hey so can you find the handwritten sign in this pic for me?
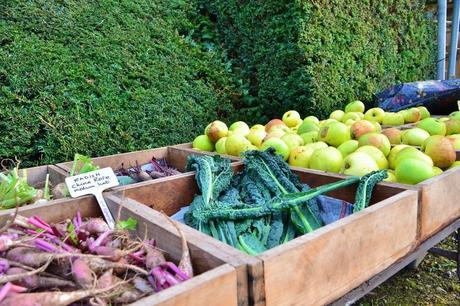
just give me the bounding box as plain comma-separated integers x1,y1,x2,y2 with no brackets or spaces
65,168,119,229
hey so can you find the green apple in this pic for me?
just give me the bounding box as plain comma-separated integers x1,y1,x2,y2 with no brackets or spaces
282,110,302,127
205,120,228,142
395,158,434,185
192,135,215,152
382,112,404,126
281,133,304,151
401,108,422,123
384,170,397,182
344,100,365,113
381,128,402,144
345,119,357,126
309,147,344,173
247,129,267,147
288,146,316,168
342,152,379,176
433,166,443,176
394,147,433,168
337,140,359,157
416,118,447,136
446,135,460,150
373,122,382,133
297,121,319,135
303,116,320,125
364,108,385,123
265,119,287,133
448,161,460,169
319,122,351,147
300,131,319,144
261,138,290,161
358,133,391,156
229,121,250,136
319,118,338,127
417,106,430,119
215,137,227,154
356,145,388,169
264,128,286,140
388,144,410,169
444,118,460,135
401,128,430,146
251,124,265,131
304,141,328,151
350,120,376,139
225,134,250,156
330,110,345,121
450,111,460,121
342,112,361,123
423,135,456,168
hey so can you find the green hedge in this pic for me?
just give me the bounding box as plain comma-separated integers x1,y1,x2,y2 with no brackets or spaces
0,0,235,166
203,0,436,121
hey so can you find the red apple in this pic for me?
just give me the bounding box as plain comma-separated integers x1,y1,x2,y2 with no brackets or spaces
381,128,402,144
350,120,376,139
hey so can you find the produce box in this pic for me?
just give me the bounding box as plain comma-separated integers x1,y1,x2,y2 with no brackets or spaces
293,165,460,244
56,146,237,190
0,164,90,212
382,166,460,242
0,195,238,306
109,164,418,306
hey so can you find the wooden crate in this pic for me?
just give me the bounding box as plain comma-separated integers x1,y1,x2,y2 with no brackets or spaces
172,143,242,161
0,165,93,214
110,165,418,306
0,196,238,306
55,146,238,190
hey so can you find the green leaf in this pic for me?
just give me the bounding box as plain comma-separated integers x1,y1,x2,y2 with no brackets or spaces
67,222,78,245
117,217,138,231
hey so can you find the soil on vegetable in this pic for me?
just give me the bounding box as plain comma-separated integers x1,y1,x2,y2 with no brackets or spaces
358,236,460,305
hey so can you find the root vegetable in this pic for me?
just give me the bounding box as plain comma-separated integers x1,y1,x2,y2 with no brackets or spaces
164,214,193,277
80,219,109,235
145,246,165,270
6,247,51,268
96,269,113,289
6,268,75,289
133,277,153,294
71,259,93,289
52,183,69,199
0,282,124,306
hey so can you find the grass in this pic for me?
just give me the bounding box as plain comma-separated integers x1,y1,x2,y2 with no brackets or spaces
358,236,460,305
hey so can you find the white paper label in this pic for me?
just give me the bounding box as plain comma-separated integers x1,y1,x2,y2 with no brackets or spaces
65,167,119,198
65,168,119,229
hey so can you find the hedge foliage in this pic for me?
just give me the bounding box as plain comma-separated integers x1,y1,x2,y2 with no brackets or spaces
203,0,436,121
0,0,235,166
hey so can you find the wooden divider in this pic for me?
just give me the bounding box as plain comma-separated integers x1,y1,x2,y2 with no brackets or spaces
55,146,240,192
0,196,238,306
111,165,418,306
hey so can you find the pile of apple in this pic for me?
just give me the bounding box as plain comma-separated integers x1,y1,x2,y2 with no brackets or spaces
192,100,460,185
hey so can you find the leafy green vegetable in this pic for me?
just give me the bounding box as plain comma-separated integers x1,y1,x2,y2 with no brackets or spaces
116,217,138,231
0,167,37,209
69,154,100,176
185,149,387,255
353,170,388,213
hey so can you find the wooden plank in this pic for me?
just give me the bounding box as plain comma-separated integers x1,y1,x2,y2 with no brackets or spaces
416,166,460,241
0,196,238,306
259,190,418,306
130,264,237,306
